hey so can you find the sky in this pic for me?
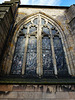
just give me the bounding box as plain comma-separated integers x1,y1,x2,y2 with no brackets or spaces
0,0,75,6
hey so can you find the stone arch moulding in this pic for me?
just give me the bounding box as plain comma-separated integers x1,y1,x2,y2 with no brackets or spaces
9,12,73,76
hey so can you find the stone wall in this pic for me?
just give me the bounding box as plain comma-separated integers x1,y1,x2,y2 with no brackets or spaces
0,4,13,59
66,4,75,72
0,85,75,100
0,0,20,73
0,1,75,100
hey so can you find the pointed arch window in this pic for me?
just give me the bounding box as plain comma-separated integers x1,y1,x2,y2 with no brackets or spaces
11,14,69,78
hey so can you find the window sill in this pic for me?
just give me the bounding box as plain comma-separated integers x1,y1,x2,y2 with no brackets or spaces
0,76,75,84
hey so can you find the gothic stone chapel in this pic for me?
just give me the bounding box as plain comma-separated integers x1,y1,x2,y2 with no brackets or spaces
0,0,75,99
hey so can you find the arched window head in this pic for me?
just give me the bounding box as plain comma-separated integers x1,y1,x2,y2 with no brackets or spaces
11,14,69,78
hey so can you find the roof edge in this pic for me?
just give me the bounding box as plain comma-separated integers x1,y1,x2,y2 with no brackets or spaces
19,5,70,9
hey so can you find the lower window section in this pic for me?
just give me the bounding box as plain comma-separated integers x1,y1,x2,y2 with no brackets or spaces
25,52,37,77
53,37,68,76
42,37,54,77
42,50,54,77
11,36,69,78
11,36,25,75
25,36,37,77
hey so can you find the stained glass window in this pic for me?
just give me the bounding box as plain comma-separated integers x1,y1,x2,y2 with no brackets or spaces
11,16,69,78
22,28,27,34
25,21,32,27
47,22,53,28
53,36,68,76
42,37,54,77
52,29,57,35
29,26,37,34
42,27,50,35
25,36,37,77
41,18,45,25
11,36,25,74
33,18,37,24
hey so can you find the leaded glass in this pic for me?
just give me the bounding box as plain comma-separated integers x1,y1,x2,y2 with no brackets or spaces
25,36,37,77
47,22,53,28
11,36,25,74
27,36,37,51
52,29,57,35
42,37,54,77
11,15,69,78
42,27,50,35
41,18,45,25
53,37,68,76
22,28,27,34
33,18,37,24
42,37,51,49
29,26,37,34
26,52,37,76
25,21,31,27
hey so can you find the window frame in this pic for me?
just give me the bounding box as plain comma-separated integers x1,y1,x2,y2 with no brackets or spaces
11,14,70,77
0,13,74,84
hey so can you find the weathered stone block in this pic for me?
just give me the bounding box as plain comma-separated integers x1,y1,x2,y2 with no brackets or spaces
2,92,17,99
56,92,69,99
69,92,75,99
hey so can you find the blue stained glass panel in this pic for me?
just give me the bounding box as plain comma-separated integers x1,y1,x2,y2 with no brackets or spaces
41,18,45,25
52,29,57,35
43,27,50,35
27,36,37,52
26,52,37,76
26,36,37,76
53,37,68,75
25,21,31,27
42,37,51,49
29,26,37,34
33,18,37,24
22,28,27,34
42,37,54,76
47,22,53,28
11,36,25,74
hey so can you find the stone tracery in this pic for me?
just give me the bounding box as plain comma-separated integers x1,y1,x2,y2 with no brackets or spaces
11,13,69,77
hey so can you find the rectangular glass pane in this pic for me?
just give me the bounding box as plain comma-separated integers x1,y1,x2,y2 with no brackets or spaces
53,37,68,76
11,36,25,75
42,37,54,77
25,36,37,77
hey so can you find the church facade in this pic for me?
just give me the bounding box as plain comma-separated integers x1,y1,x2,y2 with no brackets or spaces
0,0,75,99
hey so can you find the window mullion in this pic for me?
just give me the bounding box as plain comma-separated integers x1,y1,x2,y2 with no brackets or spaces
37,15,43,77
50,29,57,75
22,27,29,75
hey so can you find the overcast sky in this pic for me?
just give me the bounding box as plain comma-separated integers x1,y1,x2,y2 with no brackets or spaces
0,0,75,6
